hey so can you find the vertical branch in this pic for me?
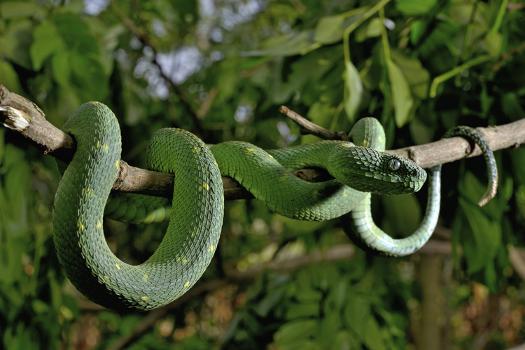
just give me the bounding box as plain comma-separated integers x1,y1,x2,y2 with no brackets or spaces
416,255,445,350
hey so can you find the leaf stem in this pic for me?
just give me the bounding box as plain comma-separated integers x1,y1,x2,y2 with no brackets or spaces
429,55,491,98
489,0,508,35
379,7,391,63
343,0,391,63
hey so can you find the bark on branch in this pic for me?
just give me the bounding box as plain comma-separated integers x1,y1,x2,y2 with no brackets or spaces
1,85,524,200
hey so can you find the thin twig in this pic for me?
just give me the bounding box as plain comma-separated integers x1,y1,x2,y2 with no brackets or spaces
278,105,348,140
1,85,525,200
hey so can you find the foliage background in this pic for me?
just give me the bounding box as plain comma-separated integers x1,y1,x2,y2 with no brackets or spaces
1,0,525,349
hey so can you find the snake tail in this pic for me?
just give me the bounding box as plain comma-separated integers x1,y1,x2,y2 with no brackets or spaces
445,126,498,206
53,102,224,310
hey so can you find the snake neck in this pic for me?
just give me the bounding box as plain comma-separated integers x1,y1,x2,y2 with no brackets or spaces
268,141,351,170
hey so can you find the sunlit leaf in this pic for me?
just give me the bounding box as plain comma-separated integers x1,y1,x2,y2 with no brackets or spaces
386,59,414,127
51,51,70,87
355,18,383,42
0,1,44,19
343,60,364,122
30,20,63,70
314,15,346,44
396,0,437,15
0,60,22,92
274,320,318,345
391,51,430,99
242,31,319,57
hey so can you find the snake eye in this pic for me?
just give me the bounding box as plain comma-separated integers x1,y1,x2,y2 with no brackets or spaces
389,159,401,171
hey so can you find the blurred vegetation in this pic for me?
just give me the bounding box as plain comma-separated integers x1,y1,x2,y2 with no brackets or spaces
1,0,525,349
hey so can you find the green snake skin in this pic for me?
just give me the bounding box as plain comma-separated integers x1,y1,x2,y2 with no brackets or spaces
53,102,224,310
348,123,497,256
53,103,496,310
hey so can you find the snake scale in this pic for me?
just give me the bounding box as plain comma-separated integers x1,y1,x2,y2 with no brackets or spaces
53,102,497,310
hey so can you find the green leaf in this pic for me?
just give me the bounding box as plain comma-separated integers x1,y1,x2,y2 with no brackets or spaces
382,193,421,235
0,60,22,92
314,15,346,44
334,331,361,349
484,31,503,57
52,13,100,54
363,317,386,350
30,20,63,70
386,59,414,127
69,53,108,100
396,0,437,15
391,51,430,99
254,288,284,317
51,51,71,87
343,293,371,338
515,185,525,220
0,1,45,19
318,312,341,347
502,93,525,120
458,172,502,273
243,31,319,57
285,302,319,320
0,20,33,69
513,149,525,186
274,320,318,345
410,20,427,45
343,60,364,122
308,101,336,129
355,18,383,42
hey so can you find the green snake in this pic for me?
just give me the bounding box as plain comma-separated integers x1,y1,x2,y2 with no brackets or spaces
53,102,496,310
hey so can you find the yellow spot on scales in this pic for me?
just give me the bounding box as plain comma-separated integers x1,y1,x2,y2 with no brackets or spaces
192,146,201,153
244,147,256,154
184,281,191,289
96,220,103,229
77,219,85,232
115,160,120,170
82,187,94,197
141,295,149,302
143,273,149,282
202,182,210,191
208,243,215,253
96,141,109,152
115,263,121,270
176,256,189,265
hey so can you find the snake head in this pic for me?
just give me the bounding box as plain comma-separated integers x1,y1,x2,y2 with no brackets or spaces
329,145,427,194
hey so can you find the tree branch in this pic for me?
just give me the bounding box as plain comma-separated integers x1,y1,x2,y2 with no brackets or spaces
1,85,524,200
278,105,349,140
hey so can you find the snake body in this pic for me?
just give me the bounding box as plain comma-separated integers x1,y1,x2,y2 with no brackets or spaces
53,102,496,310
53,102,223,310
